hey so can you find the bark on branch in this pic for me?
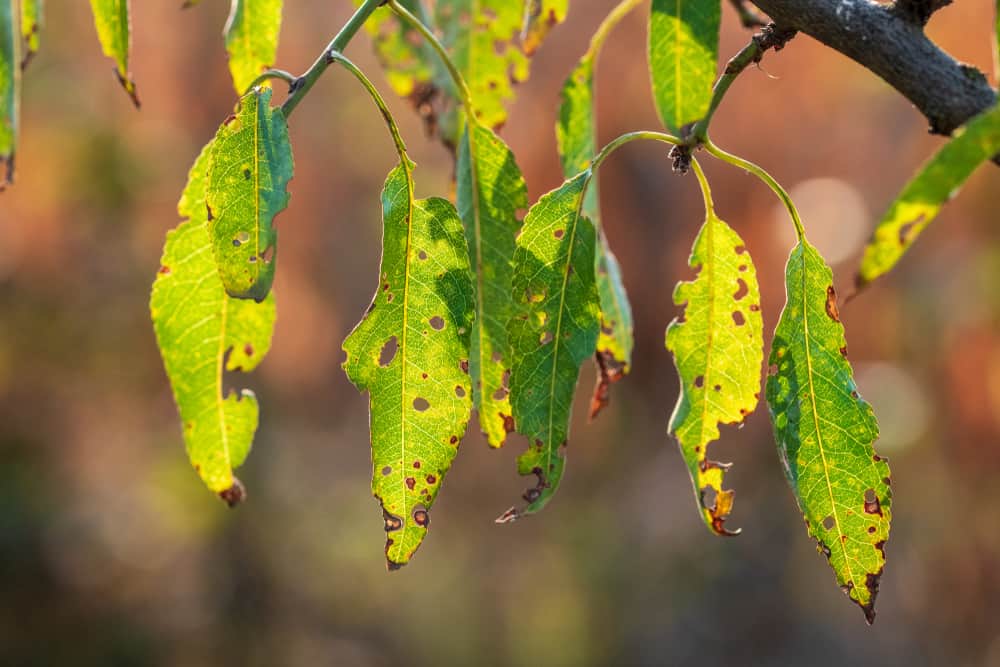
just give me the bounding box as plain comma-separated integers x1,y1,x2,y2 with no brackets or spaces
748,0,995,136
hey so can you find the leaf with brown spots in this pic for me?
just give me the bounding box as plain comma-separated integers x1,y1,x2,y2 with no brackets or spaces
666,162,763,536
767,239,891,624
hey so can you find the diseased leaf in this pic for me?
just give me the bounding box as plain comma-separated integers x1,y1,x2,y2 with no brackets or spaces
522,0,569,56
665,200,763,535
556,13,636,420
89,0,138,107
151,141,277,502
206,86,293,302
767,240,891,624
343,161,475,569
224,0,283,94
0,0,18,186
358,0,437,102
20,0,42,68
500,172,600,521
857,104,1000,288
649,0,720,133
456,123,527,448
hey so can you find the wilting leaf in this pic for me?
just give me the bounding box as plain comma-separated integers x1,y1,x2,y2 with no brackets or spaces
556,26,636,420
358,0,436,101
767,240,891,624
649,0,720,133
343,161,475,569
522,0,569,56
0,0,18,186
224,0,283,94
456,123,527,448
151,142,277,502
20,0,42,67
89,0,138,106
206,86,293,302
665,206,763,535
501,172,600,521
857,104,1000,288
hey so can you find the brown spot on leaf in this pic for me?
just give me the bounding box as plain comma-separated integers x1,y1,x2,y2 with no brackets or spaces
218,478,246,507
501,413,515,433
864,489,882,516
732,311,746,326
413,508,430,527
733,278,749,300
158,265,171,275
405,477,416,490
381,466,392,476
382,506,403,532
589,350,626,421
898,214,925,245
825,285,840,322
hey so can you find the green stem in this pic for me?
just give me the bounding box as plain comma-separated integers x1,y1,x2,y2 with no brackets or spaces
704,138,805,239
328,53,409,167
689,39,763,143
585,0,644,62
281,0,386,117
387,0,474,116
689,157,714,215
591,131,681,172
244,69,298,95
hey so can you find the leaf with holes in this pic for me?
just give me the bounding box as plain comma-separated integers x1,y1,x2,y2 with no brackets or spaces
501,171,600,521
767,240,891,624
89,0,138,106
556,19,636,420
0,0,17,186
224,0,283,94
456,123,527,448
522,0,569,56
343,160,475,569
665,206,763,535
648,0,720,133
151,141,277,503
206,86,292,302
857,104,1000,289
357,0,437,104
20,0,42,67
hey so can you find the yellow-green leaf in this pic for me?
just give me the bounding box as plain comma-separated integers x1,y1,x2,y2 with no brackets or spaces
857,104,1000,288
500,171,600,521
151,141,277,502
20,0,42,67
206,86,293,302
224,0,283,94
89,0,138,107
649,0,720,133
767,240,891,624
457,123,527,448
0,0,18,186
665,188,763,536
343,161,475,569
357,0,437,102
522,0,569,56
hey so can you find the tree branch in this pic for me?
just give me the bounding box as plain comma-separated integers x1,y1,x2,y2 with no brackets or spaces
748,0,995,137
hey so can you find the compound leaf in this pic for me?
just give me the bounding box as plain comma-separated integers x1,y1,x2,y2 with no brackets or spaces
343,161,475,569
500,172,600,521
151,141,277,502
649,0,720,134
21,0,42,67
0,0,17,186
666,202,763,535
89,0,138,106
457,123,527,448
224,0,283,94
857,104,1000,288
206,86,292,302
767,240,891,624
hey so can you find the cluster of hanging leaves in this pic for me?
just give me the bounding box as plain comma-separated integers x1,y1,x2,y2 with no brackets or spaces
5,0,1000,624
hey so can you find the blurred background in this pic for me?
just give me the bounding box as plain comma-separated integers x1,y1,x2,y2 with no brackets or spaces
3,1,1000,665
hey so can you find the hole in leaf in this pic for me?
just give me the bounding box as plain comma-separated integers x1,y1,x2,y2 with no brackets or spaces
455,385,466,398
233,231,250,248
380,336,398,367
430,316,445,331
493,386,508,400
260,244,275,263
823,515,835,530
733,278,749,301
732,311,746,326
418,250,427,260
413,397,430,412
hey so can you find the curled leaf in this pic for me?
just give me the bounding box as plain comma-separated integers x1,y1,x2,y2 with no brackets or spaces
89,0,138,107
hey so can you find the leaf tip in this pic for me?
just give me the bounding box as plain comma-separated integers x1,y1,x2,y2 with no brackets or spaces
218,477,246,507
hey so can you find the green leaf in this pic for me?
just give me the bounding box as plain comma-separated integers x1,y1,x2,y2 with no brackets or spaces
89,0,138,107
343,161,475,569
665,204,763,535
151,141,277,503
857,104,1000,288
522,0,569,56
648,0,720,134
20,0,42,67
0,0,18,186
206,86,293,302
767,240,891,624
457,123,527,448
224,0,283,94
556,21,636,420
500,172,600,521
358,0,437,102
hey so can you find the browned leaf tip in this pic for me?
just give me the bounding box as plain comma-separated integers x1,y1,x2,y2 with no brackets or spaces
589,350,626,421
218,477,246,507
